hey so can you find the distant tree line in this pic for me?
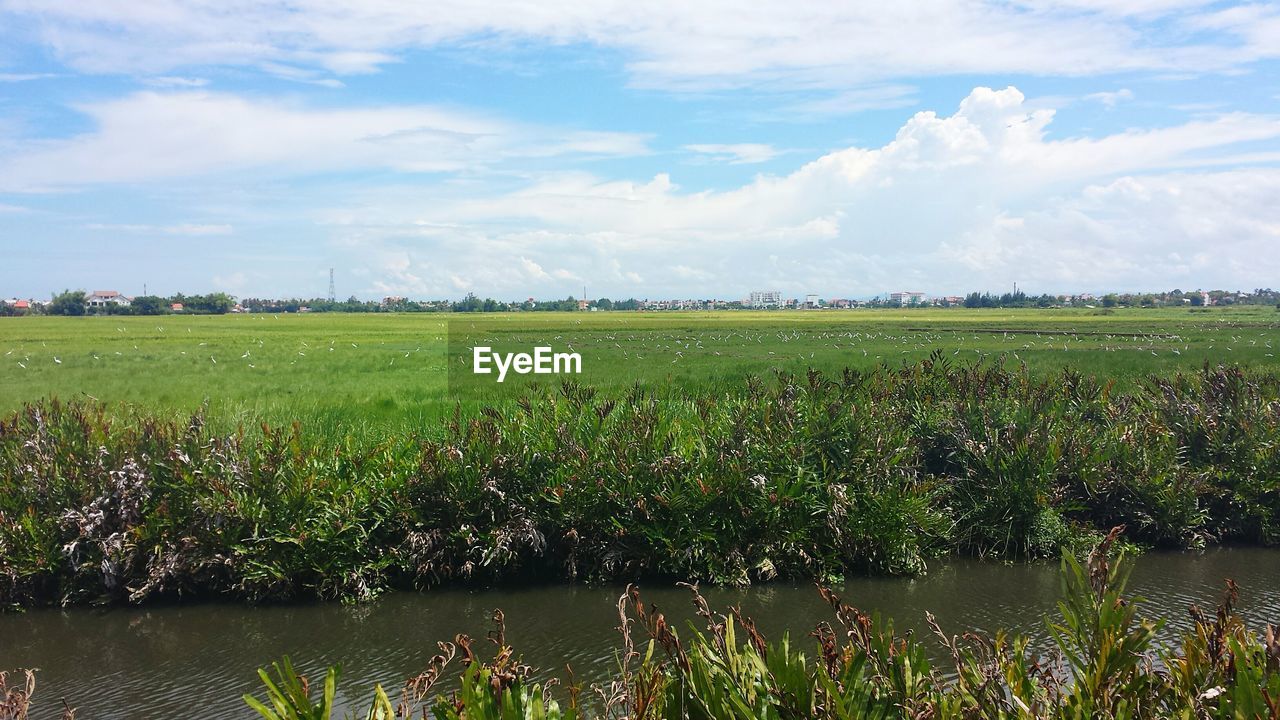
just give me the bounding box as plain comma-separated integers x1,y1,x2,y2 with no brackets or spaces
7,287,1278,316
953,288,1280,309
238,294,645,313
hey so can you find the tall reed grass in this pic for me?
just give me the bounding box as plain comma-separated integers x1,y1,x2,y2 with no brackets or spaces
1,357,1277,606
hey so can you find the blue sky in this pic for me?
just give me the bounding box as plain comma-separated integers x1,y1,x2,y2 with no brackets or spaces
1,1,1278,300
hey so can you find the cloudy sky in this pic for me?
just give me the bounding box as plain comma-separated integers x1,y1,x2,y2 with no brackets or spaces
1,1,1278,300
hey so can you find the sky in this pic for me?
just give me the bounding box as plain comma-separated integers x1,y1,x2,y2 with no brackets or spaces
1,1,1278,301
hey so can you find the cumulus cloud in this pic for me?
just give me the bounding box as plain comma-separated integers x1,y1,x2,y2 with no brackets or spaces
322,86,1280,297
3,1,1278,88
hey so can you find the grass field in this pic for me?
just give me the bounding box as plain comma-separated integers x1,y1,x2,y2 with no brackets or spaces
1,306,1277,433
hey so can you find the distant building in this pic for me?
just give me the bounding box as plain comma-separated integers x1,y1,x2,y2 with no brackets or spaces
170,303,184,312
12,300,29,310
804,294,821,308
382,296,407,306
577,299,590,310
87,290,130,308
889,291,927,305
748,290,782,308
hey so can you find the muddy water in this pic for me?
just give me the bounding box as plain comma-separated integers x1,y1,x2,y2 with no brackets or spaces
3,548,1278,719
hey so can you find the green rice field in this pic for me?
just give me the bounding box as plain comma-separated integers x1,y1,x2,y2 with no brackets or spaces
1,306,1277,432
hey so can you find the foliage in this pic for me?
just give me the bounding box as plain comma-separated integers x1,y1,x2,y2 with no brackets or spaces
1,359,1278,606
245,657,338,720
46,290,86,317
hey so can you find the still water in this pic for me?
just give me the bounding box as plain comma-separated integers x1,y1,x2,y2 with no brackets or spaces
3,548,1278,719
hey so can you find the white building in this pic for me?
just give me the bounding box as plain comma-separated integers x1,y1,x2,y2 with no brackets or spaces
86,290,131,308
889,291,927,305
748,290,782,308
804,294,821,308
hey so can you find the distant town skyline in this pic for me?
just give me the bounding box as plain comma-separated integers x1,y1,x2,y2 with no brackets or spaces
2,2,1279,299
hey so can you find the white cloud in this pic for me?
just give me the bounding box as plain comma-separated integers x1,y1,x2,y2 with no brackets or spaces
684,143,779,164
939,170,1280,289
779,85,919,118
3,1,1278,89
141,75,209,87
1084,88,1135,107
0,72,60,82
165,223,234,236
321,86,1280,297
212,271,248,291
85,222,234,235
0,91,650,191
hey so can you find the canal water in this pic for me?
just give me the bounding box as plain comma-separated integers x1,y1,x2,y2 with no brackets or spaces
3,548,1278,719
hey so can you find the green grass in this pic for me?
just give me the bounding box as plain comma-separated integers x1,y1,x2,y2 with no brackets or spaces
2,307,1277,434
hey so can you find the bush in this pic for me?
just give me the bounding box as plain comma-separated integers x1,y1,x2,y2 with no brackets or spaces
1,359,1278,606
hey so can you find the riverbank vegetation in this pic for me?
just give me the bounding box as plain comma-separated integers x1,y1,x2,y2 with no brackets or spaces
2,358,1277,607
9,532,1280,718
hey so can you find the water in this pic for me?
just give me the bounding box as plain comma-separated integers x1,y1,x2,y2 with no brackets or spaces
3,548,1278,719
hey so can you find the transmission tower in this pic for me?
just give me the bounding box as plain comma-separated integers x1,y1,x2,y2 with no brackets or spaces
328,268,336,302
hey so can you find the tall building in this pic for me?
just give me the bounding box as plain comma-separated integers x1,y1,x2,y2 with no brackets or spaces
748,290,782,308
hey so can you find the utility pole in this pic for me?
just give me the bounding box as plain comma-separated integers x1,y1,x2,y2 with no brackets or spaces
328,268,336,303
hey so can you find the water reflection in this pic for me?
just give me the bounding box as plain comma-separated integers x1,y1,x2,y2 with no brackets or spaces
3,548,1277,720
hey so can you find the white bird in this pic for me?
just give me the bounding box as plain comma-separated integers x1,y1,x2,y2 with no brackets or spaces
242,351,250,358
211,356,217,364
53,357,61,364
17,362,26,369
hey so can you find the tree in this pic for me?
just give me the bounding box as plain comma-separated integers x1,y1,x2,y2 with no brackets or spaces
48,290,87,316
131,295,168,315
184,292,235,314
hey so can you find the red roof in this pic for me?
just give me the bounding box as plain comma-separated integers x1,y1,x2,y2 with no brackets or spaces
13,300,29,309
